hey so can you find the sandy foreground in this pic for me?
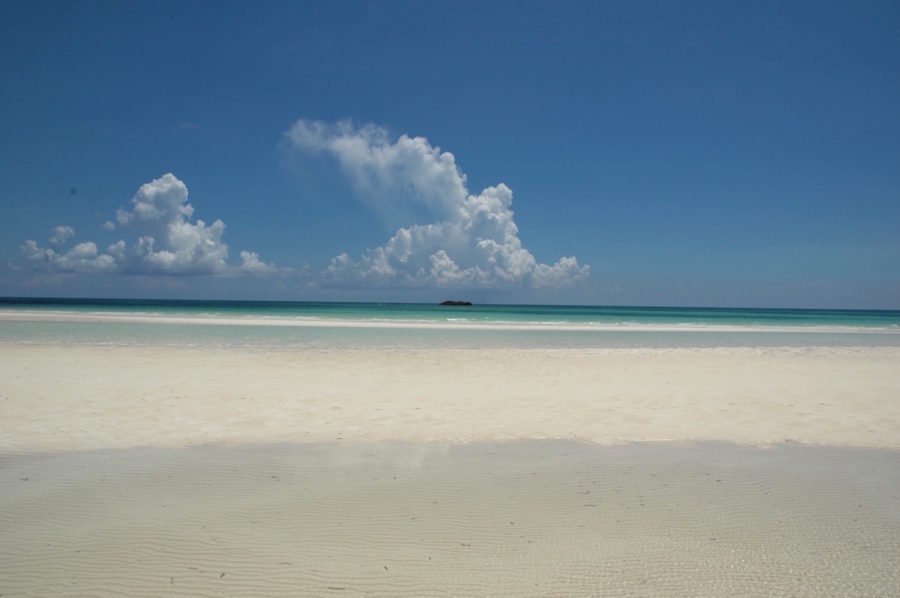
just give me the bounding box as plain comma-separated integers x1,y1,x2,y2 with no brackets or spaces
2,343,899,596
2,441,898,597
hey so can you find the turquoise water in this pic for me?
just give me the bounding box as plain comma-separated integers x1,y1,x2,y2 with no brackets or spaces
3,297,900,327
2,298,899,349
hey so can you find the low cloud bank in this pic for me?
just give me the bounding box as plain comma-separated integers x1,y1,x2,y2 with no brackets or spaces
22,174,279,277
21,120,589,292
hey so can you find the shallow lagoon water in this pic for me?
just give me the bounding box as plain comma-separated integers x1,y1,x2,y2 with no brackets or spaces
4,297,900,328
3,314,900,350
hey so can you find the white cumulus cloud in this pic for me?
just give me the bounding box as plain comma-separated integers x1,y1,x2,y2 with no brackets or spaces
288,119,589,289
21,173,279,277
21,238,119,274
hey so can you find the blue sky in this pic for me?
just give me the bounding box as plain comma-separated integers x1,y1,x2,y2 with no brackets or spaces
1,0,898,307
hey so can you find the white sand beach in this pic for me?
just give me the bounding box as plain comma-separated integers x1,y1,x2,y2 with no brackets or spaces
2,340,899,596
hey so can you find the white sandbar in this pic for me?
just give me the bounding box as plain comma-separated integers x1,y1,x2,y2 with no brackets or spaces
2,307,896,333
2,343,899,452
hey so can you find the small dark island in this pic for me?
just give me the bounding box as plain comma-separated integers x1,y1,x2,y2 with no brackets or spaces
440,300,472,306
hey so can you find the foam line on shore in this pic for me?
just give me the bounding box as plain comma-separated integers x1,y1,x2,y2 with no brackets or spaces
1,308,898,334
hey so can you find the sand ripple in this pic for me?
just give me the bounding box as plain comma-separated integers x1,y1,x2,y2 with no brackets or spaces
2,441,898,596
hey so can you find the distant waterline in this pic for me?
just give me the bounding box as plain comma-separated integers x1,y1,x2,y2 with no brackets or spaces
1,297,899,349
2,297,899,327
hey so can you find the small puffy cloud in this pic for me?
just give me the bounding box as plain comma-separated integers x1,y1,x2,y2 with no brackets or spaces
21,173,281,277
240,250,280,275
49,225,75,246
288,119,589,289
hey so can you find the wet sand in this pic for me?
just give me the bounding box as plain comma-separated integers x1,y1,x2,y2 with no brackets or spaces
2,441,898,596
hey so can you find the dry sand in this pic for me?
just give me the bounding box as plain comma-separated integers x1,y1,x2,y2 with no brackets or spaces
1,342,899,596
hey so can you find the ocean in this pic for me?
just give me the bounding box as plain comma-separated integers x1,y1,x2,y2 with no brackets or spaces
2,297,899,349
